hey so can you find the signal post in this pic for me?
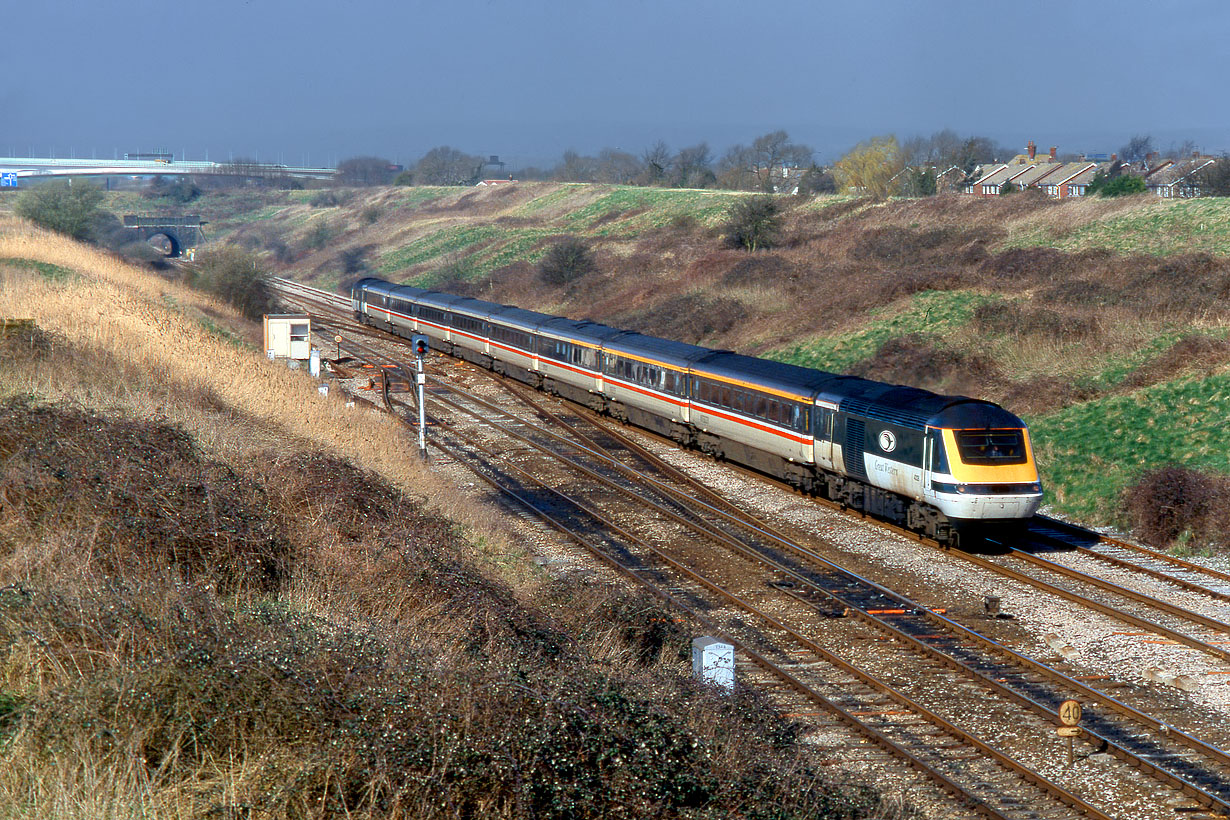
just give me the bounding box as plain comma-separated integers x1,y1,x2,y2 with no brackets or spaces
412,335,429,458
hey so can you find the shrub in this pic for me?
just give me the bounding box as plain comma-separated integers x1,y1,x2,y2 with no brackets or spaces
144,175,201,203
539,237,594,286
304,218,336,251
309,189,347,208
1123,465,1229,548
338,245,371,275
1097,174,1147,197
14,181,105,240
361,205,382,225
724,196,782,251
185,246,277,320
972,301,1099,340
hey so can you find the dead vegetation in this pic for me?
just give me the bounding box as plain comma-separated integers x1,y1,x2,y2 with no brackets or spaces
1123,466,1230,550
0,399,885,820
0,220,892,818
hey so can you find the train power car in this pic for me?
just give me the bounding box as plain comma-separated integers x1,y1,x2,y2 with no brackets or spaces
352,277,1043,545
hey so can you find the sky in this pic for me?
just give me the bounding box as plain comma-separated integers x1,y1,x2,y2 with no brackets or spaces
2,0,1228,168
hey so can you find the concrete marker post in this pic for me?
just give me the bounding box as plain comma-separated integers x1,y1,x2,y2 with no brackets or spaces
691,637,735,692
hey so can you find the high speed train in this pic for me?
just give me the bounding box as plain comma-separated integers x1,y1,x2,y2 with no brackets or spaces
352,277,1043,545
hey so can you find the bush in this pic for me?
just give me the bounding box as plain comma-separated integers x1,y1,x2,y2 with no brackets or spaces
1097,174,1147,197
305,218,336,251
14,181,105,240
185,246,277,320
144,175,201,204
724,196,782,251
539,237,594,286
1123,465,1229,548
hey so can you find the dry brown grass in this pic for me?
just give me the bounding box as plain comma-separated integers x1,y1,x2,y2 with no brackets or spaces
0,220,891,819
0,219,430,492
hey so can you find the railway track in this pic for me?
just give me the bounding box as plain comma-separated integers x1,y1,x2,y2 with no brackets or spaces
271,276,1230,819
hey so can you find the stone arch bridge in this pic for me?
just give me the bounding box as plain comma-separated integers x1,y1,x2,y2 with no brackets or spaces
122,215,206,257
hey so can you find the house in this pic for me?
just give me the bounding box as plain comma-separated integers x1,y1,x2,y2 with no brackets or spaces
1038,162,1099,198
966,163,1041,196
962,142,1132,199
1012,162,1068,191
1146,156,1216,198
935,165,966,192
1055,163,1103,198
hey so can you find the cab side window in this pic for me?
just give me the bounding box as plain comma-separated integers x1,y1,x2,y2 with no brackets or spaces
815,408,834,441
929,431,950,472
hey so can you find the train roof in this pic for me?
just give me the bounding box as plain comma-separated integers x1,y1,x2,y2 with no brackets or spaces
388,284,430,301
822,378,1025,428
603,332,715,369
692,352,836,400
414,291,468,311
538,316,625,345
489,305,557,332
353,277,396,295
450,296,505,320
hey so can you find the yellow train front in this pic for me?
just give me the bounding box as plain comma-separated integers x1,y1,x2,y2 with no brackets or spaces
833,391,1043,545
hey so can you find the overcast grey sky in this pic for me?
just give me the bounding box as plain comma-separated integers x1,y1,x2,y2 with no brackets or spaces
3,0,1227,167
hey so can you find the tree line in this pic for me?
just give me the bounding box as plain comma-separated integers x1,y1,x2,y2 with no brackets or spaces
335,128,1228,200
336,128,1012,194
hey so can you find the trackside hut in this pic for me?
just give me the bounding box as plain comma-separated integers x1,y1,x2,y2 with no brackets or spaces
263,314,311,360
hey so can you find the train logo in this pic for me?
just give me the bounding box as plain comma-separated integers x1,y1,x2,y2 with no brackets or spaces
878,430,897,453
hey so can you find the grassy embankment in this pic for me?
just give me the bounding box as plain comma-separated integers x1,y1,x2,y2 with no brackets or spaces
0,220,888,819
104,183,1230,541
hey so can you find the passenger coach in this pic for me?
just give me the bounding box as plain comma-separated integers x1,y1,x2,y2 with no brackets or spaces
351,277,1043,544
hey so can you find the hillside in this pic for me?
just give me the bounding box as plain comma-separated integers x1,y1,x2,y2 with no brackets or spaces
0,222,885,819
135,182,1230,544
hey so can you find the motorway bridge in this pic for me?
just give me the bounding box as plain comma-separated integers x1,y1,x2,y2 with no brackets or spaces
0,156,337,184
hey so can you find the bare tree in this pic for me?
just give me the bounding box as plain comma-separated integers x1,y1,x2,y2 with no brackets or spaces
337,156,395,186
640,140,671,185
716,142,757,189
716,130,813,191
952,136,999,173
1165,138,1198,159
1119,134,1155,163
594,148,643,184
412,146,482,186
1194,155,1230,196
671,143,715,188
554,150,600,182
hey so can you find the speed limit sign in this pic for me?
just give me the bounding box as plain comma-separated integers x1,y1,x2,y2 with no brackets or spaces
1059,700,1082,726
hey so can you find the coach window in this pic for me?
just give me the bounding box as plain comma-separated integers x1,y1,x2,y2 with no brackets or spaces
789,404,804,432
665,370,682,395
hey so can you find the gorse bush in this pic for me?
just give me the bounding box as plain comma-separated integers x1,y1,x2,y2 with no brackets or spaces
539,237,595,286
724,196,782,251
1123,465,1230,549
14,181,105,240
184,245,278,320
